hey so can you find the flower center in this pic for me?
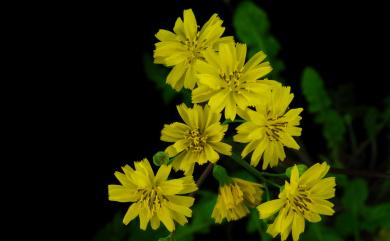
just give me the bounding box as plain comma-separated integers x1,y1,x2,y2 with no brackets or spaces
183,34,208,64
220,70,242,92
139,188,163,215
186,128,206,152
265,114,288,142
288,184,312,215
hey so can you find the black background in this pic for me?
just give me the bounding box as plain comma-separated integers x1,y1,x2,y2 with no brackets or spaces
29,0,389,240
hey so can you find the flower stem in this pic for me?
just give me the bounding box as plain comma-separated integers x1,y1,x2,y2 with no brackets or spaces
222,118,246,125
231,153,281,188
190,163,214,197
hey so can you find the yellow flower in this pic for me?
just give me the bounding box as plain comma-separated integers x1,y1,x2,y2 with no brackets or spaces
108,159,198,232
212,178,263,223
233,85,303,169
257,162,336,241
161,104,232,175
154,9,233,91
192,42,275,120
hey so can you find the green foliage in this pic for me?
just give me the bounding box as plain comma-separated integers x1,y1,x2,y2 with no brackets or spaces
302,67,331,113
301,67,346,155
362,203,390,231
246,208,272,241
364,107,381,139
233,1,284,77
143,53,177,104
341,178,368,216
175,191,217,241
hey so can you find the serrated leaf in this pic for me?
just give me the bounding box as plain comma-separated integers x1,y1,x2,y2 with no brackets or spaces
301,67,331,113
341,178,368,215
143,53,177,104
317,109,346,152
233,1,281,60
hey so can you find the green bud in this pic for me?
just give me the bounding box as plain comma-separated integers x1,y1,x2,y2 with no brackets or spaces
212,165,232,185
285,164,308,178
153,151,171,166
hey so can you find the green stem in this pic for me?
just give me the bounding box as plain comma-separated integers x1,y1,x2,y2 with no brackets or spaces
231,153,282,188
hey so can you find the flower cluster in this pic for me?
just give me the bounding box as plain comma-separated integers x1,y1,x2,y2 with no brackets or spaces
107,9,336,241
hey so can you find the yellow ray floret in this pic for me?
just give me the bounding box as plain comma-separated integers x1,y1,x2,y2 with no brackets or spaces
257,162,336,241
234,85,303,169
161,104,232,175
108,158,198,232
154,9,233,91
192,42,277,120
212,178,263,223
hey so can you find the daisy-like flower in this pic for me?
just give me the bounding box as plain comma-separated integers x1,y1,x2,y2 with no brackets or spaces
233,85,303,169
192,42,276,120
161,104,232,175
108,159,198,232
257,162,336,241
154,9,233,91
212,177,263,223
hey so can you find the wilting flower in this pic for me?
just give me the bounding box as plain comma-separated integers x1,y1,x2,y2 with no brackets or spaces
234,85,303,169
257,162,336,241
161,104,232,175
212,177,263,223
108,159,198,231
192,42,275,120
154,9,233,91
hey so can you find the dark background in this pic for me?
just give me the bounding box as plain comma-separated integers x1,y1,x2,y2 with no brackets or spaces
36,0,389,240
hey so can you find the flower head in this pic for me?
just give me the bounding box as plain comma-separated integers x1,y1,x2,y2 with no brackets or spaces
161,104,232,175
154,9,233,91
108,159,198,232
234,85,303,169
212,177,263,223
192,42,275,120
257,162,336,241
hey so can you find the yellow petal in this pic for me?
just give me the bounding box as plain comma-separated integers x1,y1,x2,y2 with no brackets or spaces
183,9,197,40
155,164,172,184
155,29,176,41
139,206,150,230
108,185,139,202
158,205,175,232
167,63,186,91
123,202,140,225
150,215,160,230
257,199,284,219
209,142,232,156
292,213,305,241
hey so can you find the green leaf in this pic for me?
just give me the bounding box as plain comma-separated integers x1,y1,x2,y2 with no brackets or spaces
175,191,217,241
334,211,358,237
341,178,368,215
316,109,346,153
362,203,390,231
364,107,380,139
301,223,343,241
301,67,331,113
233,1,282,63
143,53,177,104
